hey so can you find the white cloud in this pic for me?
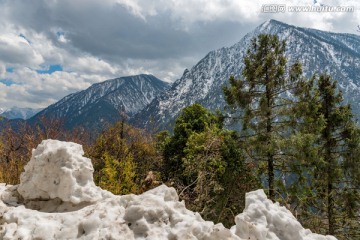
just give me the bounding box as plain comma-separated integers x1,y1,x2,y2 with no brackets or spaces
111,0,263,27
0,33,44,67
0,62,6,78
65,56,119,75
118,0,359,33
1,68,96,109
108,1,340,25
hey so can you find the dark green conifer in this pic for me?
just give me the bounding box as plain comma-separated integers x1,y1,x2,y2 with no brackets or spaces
296,74,360,238
223,34,303,200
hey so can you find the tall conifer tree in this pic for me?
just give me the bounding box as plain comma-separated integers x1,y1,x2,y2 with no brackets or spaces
295,74,360,238
223,34,303,200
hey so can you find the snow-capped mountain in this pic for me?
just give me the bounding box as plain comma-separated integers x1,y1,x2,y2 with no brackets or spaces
133,19,360,130
30,74,169,129
0,107,42,120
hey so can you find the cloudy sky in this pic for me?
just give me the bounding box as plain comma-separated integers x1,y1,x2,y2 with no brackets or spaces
0,0,359,110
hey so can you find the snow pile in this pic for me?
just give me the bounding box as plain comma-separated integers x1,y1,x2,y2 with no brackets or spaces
0,140,337,240
17,140,104,204
231,190,337,240
1,184,235,239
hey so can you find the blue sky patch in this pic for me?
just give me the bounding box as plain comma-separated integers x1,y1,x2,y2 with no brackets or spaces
56,31,65,37
19,33,31,44
36,64,63,74
0,79,14,86
6,67,14,73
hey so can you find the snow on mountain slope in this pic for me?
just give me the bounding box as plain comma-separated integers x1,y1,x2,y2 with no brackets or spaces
0,107,42,120
29,74,169,129
0,139,336,240
134,19,360,130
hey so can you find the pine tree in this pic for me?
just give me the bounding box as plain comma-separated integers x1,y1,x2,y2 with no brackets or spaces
223,34,303,200
296,74,360,238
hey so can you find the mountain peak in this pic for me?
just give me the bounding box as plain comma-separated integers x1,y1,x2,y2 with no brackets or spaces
254,19,295,35
29,74,169,130
134,20,360,130
261,19,284,27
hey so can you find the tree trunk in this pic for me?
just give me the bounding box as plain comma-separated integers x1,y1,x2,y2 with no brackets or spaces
327,175,334,235
324,94,335,235
268,153,275,200
266,69,275,200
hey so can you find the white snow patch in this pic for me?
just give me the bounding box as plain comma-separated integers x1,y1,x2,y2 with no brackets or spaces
177,77,193,98
0,140,337,240
231,190,337,240
320,42,341,67
17,140,105,204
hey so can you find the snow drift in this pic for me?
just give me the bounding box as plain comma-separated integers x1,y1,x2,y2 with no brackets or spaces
0,140,337,240
17,140,104,204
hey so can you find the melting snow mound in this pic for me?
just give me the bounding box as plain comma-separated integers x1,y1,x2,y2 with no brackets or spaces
17,140,104,204
0,139,337,240
231,190,337,240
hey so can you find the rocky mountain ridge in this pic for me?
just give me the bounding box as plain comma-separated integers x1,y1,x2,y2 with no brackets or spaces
29,74,169,129
133,19,360,130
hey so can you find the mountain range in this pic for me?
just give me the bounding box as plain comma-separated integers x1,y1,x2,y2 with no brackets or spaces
0,107,42,120
2,19,360,132
28,74,169,130
133,19,360,130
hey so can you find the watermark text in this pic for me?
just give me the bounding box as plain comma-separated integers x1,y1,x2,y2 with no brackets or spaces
262,4,354,13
